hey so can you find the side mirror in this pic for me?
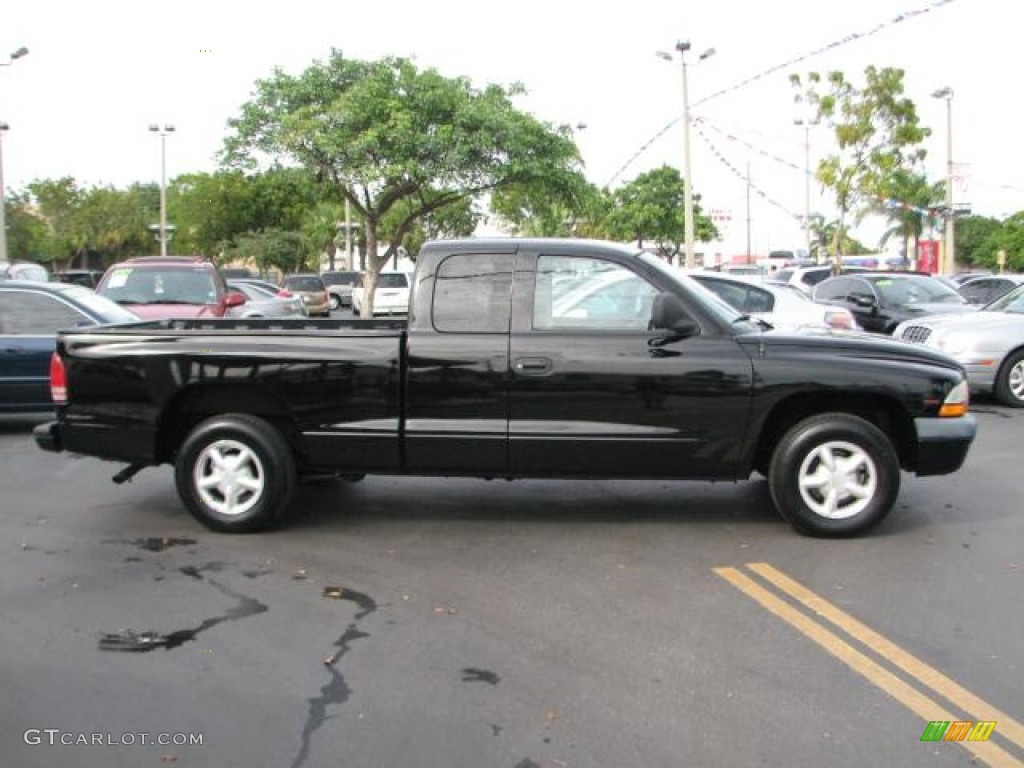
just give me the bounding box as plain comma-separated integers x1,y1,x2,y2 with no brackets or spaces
649,293,699,342
224,291,246,308
848,292,876,309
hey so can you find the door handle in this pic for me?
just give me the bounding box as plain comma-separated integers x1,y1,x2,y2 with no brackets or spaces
514,357,553,376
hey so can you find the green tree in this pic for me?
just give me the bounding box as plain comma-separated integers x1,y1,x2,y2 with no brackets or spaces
970,212,1024,271
791,67,931,269
489,172,598,236
225,228,308,276
222,51,582,315
865,171,944,264
598,166,717,262
3,190,51,264
24,177,83,264
954,215,1001,268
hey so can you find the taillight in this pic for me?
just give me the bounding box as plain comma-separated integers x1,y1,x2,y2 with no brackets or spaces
276,289,293,298
50,352,67,404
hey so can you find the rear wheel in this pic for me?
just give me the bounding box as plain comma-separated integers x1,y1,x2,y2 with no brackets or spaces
994,349,1024,407
175,414,296,532
768,413,899,537
329,293,341,311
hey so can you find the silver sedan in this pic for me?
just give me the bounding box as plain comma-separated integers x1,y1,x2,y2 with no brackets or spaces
226,281,308,319
893,284,1024,406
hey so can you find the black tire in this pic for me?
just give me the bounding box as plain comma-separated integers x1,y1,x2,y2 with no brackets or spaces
994,349,1024,407
329,293,341,311
175,413,296,533
768,413,900,538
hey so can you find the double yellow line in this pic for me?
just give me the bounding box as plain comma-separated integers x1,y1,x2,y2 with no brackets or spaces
714,563,1023,767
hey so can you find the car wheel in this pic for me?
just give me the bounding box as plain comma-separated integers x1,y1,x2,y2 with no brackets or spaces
994,349,1024,407
768,413,899,537
329,293,341,311
175,414,296,533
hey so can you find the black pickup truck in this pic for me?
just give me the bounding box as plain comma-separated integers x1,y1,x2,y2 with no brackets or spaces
35,238,976,537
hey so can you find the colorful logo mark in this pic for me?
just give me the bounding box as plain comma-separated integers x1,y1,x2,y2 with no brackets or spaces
921,720,997,742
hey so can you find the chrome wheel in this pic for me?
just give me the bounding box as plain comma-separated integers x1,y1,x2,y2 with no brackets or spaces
796,440,877,520
193,439,265,518
1009,359,1024,400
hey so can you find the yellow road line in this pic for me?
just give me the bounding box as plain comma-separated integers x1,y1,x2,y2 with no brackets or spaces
747,562,1024,752
714,566,1022,768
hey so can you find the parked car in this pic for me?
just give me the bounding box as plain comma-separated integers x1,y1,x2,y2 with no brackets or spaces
96,256,245,319
956,274,1024,306
0,281,138,412
766,265,870,295
54,269,104,289
690,272,857,332
226,281,308,319
0,261,49,282
351,272,412,315
321,270,363,310
813,272,975,334
280,273,330,317
34,237,976,538
228,277,289,296
894,283,1024,406
221,267,255,279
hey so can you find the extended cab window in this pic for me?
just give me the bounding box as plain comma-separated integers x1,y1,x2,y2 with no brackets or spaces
535,256,658,331
432,253,514,333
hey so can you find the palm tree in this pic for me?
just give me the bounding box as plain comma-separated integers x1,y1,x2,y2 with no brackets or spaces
301,202,345,271
868,171,944,266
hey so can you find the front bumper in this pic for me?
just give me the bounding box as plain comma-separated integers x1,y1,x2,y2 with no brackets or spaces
914,415,977,476
34,421,63,453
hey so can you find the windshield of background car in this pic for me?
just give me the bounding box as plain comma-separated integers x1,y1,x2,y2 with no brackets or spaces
766,269,794,284
377,273,409,288
56,284,141,323
322,272,361,286
984,284,1024,313
870,275,965,305
99,267,219,306
283,276,326,292
637,252,745,326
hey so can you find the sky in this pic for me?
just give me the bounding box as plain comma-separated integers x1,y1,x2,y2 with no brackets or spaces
1,0,1020,257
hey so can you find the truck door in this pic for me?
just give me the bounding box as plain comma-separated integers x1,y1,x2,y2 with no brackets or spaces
508,251,754,479
404,251,515,475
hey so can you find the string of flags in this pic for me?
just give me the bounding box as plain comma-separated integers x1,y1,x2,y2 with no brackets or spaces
605,0,958,187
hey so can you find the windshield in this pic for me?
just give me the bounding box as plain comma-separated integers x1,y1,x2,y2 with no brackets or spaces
55,284,141,323
638,252,747,326
985,284,1024,313
283,275,326,292
99,267,218,306
871,275,965,305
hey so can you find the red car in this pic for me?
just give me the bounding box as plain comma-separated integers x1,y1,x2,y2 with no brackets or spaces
96,257,245,319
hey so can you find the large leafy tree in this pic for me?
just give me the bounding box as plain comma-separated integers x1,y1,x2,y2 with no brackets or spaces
598,166,717,263
954,215,1002,268
864,170,944,264
791,67,931,269
222,50,583,315
3,190,51,263
970,212,1024,271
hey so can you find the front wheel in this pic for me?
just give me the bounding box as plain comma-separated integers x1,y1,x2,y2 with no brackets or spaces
994,349,1024,407
329,293,341,311
768,413,900,537
175,414,296,533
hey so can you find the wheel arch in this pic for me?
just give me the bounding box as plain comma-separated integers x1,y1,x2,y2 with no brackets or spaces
752,392,916,474
156,383,302,465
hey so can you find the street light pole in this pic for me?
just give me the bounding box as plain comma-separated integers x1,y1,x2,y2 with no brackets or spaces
658,42,714,269
932,87,955,276
148,123,175,257
0,46,29,265
795,116,820,263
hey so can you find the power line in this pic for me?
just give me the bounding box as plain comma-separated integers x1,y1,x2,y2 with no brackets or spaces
605,0,958,187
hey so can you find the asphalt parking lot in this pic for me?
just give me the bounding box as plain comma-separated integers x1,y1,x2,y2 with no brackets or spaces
1,403,1021,768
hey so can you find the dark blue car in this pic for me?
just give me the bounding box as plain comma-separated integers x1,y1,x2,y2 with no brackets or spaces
0,281,138,412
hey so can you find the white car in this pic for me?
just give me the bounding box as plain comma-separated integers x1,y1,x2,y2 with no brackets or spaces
690,272,858,332
351,272,412,315
765,264,871,295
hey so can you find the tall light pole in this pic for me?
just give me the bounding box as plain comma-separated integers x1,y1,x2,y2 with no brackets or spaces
658,41,715,269
0,46,29,265
932,87,955,276
148,123,175,257
794,116,820,263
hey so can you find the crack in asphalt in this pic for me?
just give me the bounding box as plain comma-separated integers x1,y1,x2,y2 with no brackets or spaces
289,588,376,768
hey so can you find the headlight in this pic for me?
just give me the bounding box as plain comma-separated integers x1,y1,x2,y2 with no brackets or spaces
936,332,973,357
940,379,969,418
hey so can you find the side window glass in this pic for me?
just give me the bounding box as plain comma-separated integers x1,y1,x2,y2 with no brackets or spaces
432,253,514,333
815,278,852,301
535,256,658,331
3,292,89,334
746,287,774,313
698,279,747,311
